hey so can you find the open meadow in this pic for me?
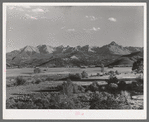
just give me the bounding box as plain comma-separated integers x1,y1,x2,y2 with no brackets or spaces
6,67,143,109
7,67,133,77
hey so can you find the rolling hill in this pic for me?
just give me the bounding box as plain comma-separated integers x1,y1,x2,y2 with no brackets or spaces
107,51,143,67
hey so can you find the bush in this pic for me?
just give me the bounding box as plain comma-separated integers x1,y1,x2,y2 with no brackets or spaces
45,74,65,81
136,75,143,84
107,75,119,92
88,81,99,92
132,58,143,73
34,67,41,73
118,81,127,90
108,83,118,92
61,79,73,96
35,78,43,84
101,64,104,72
115,70,119,75
43,69,47,71
15,101,37,109
6,96,38,109
49,94,82,109
45,76,54,81
81,71,88,78
6,97,17,109
73,84,79,93
15,76,26,86
108,71,115,75
78,85,85,93
97,73,100,76
90,92,131,109
108,74,118,84
69,73,82,80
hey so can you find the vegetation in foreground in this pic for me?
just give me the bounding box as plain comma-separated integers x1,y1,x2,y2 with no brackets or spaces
6,72,143,109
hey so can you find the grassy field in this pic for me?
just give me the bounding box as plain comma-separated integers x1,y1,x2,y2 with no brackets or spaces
6,67,132,77
6,67,143,109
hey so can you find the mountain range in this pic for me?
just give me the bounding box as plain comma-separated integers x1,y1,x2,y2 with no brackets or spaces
6,41,143,67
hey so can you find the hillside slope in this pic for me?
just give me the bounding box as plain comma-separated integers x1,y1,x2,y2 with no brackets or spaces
6,42,143,67
107,51,143,67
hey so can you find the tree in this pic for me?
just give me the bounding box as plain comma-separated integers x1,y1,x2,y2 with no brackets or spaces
81,71,88,78
101,63,104,72
62,79,73,96
132,58,143,73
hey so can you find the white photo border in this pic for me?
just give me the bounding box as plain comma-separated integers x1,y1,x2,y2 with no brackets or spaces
3,2,147,120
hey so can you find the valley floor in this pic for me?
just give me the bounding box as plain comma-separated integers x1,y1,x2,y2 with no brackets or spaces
5,67,144,109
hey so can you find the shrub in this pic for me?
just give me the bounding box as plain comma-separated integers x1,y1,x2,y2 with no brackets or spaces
57,84,63,91
34,67,41,73
62,79,73,96
45,76,54,81
73,84,79,93
108,71,115,75
59,78,85,95
48,93,82,109
90,92,131,109
101,86,106,91
15,101,37,109
43,69,47,71
104,72,108,75
109,83,118,89
6,97,17,109
78,85,85,93
45,74,64,81
115,70,119,75
58,95,82,109
6,96,38,109
132,58,143,73
108,83,118,92
35,78,43,84
118,81,127,90
34,97,50,109
15,76,26,86
101,64,104,72
81,71,88,78
97,73,100,76
88,81,99,92
69,73,82,80
136,75,143,84
76,73,82,79
131,78,143,92
108,74,118,84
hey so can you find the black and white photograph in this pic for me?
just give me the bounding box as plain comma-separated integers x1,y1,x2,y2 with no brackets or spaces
3,3,147,119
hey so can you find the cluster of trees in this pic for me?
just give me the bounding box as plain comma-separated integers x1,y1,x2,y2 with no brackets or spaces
6,73,144,109
132,58,143,73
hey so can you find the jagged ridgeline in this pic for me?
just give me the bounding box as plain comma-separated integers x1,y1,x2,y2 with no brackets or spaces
6,41,143,68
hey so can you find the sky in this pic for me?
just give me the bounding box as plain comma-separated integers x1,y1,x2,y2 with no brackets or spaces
6,5,144,52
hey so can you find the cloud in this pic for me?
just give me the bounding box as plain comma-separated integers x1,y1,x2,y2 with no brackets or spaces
84,27,100,33
86,15,98,21
25,14,38,20
108,17,117,22
90,27,100,31
67,29,75,31
32,8,44,12
61,26,65,29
